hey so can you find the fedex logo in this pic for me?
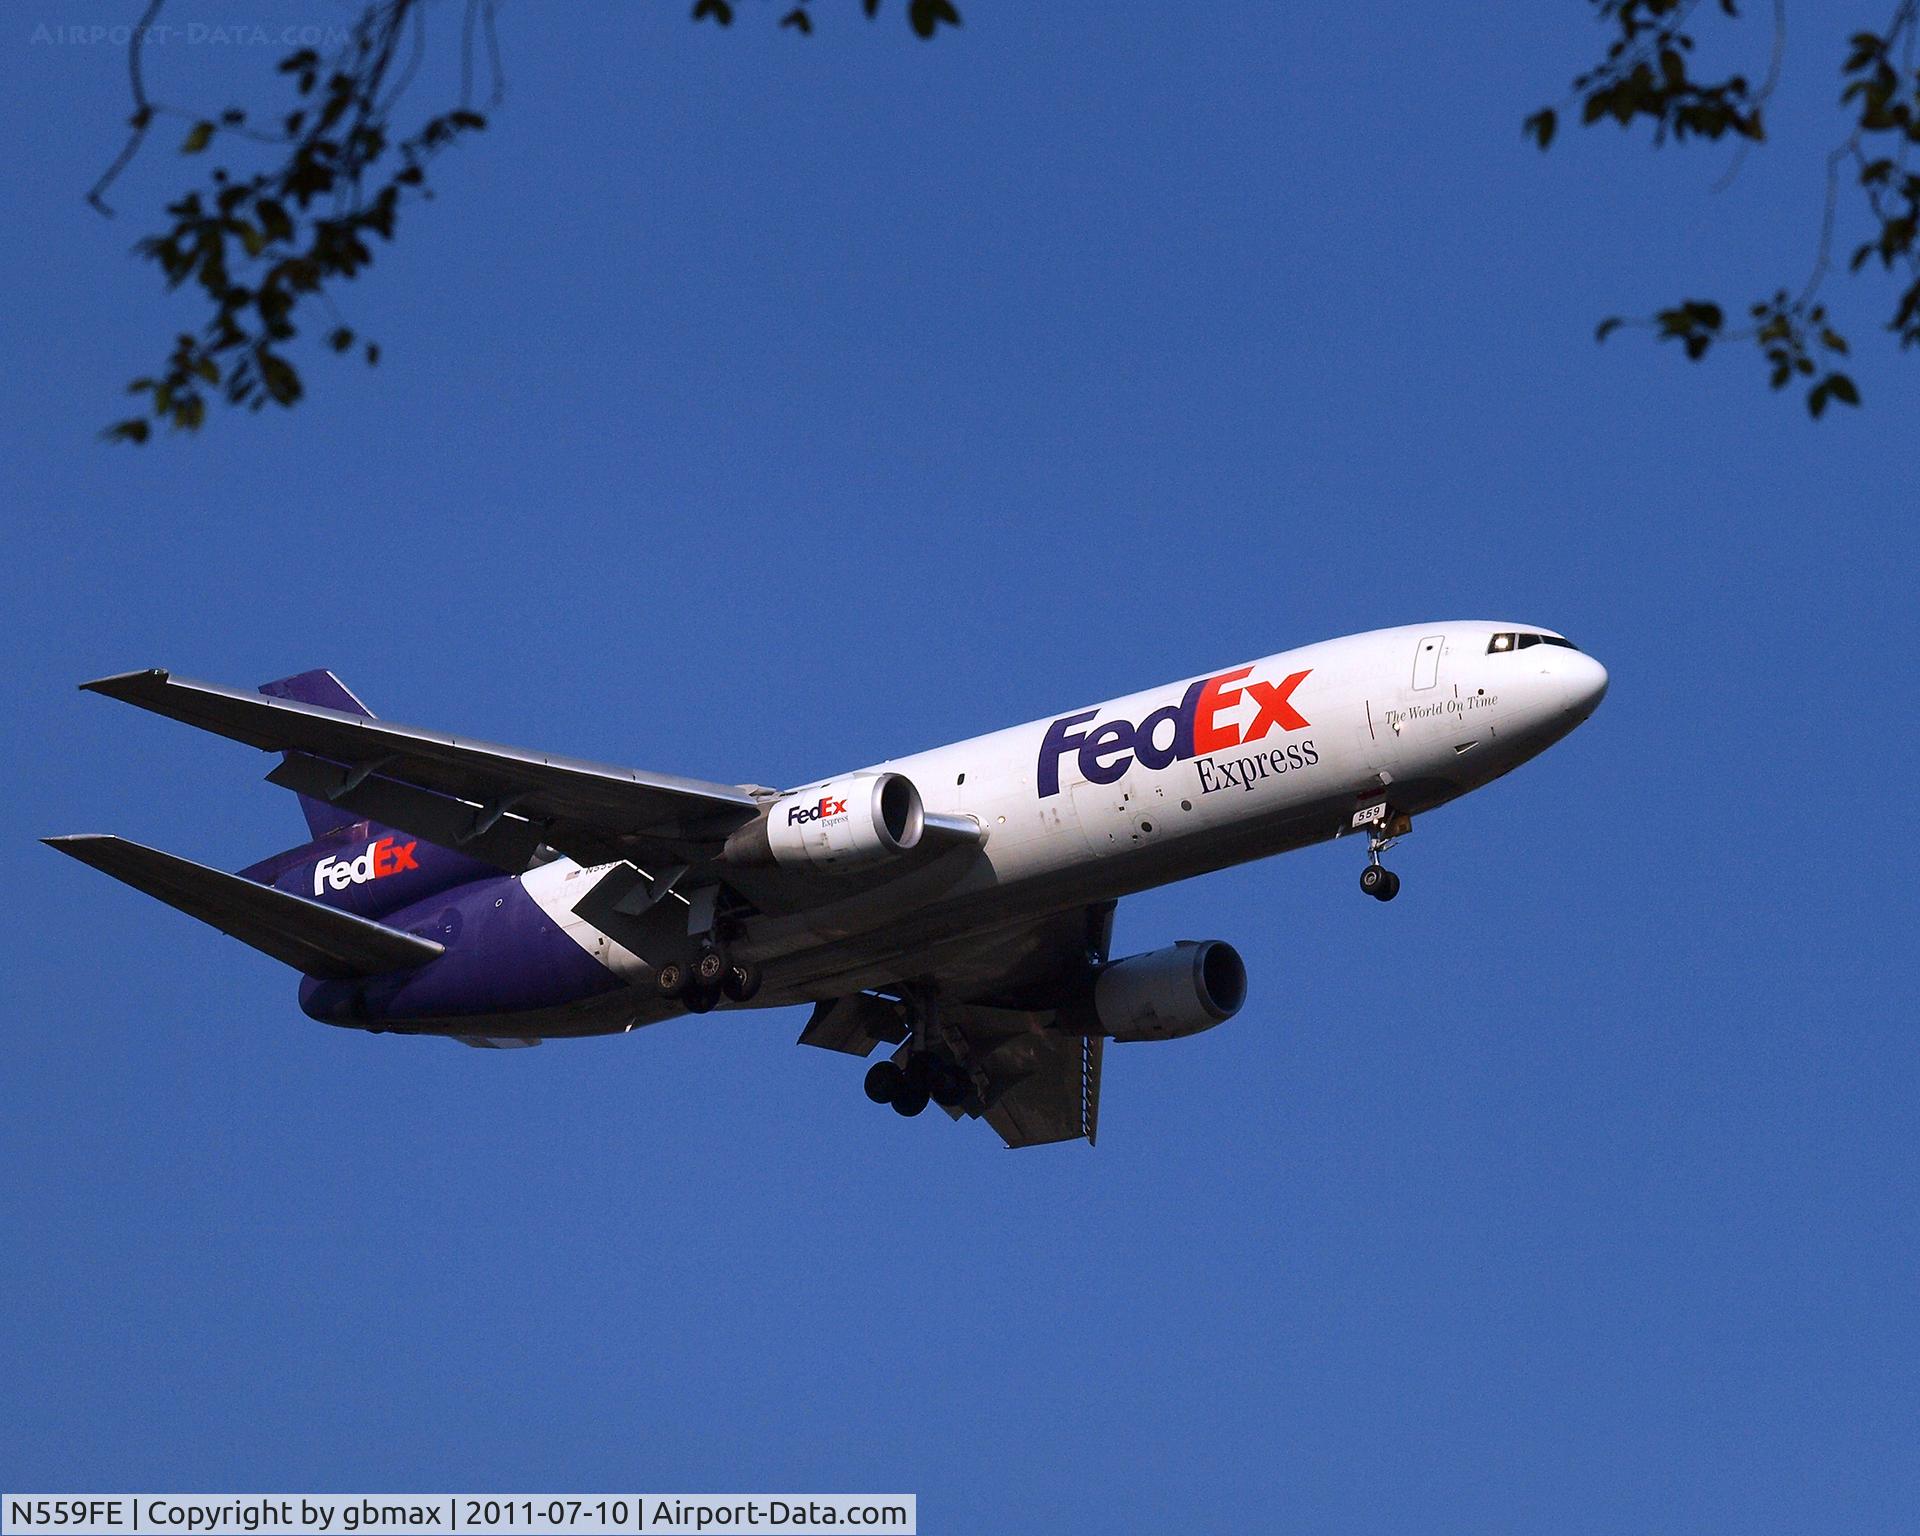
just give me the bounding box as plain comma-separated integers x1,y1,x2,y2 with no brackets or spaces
1037,666,1312,797
788,796,849,826
313,835,419,895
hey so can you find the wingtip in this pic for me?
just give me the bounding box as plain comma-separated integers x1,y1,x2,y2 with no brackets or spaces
79,668,170,698
43,834,116,861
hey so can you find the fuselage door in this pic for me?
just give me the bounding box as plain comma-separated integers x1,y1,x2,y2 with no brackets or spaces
1411,634,1445,691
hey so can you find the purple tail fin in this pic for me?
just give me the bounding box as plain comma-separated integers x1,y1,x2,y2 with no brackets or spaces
259,669,376,839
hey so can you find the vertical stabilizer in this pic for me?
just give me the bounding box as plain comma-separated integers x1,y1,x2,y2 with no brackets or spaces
258,670,375,839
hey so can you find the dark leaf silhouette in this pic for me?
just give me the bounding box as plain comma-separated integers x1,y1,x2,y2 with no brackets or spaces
1543,0,1919,416
98,0,961,441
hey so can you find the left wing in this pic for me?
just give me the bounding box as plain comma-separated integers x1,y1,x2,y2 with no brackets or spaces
799,902,1115,1148
801,996,1104,1149
81,669,762,871
947,1006,1102,1148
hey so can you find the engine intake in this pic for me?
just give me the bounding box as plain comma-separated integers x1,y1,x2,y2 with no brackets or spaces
723,773,926,872
1095,940,1247,1041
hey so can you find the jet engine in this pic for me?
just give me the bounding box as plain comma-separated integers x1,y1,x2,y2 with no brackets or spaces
1094,940,1247,1041
722,772,926,872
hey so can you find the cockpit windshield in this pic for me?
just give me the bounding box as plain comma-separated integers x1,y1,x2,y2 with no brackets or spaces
1487,632,1579,653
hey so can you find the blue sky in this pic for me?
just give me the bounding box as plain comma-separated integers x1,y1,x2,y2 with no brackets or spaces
3,4,1916,1532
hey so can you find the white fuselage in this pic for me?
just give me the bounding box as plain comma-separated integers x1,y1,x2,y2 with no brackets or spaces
523,621,1609,1024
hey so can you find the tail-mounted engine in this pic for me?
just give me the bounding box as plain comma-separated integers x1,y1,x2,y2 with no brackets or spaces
1095,940,1247,1041
721,773,927,872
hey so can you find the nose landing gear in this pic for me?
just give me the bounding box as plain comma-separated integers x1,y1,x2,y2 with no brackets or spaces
1353,804,1411,902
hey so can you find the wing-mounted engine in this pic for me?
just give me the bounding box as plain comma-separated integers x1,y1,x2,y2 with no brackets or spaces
722,773,926,872
1094,940,1247,1041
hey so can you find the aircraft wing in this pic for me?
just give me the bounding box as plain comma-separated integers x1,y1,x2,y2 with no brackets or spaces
948,1006,1103,1148
798,902,1115,1148
80,669,762,871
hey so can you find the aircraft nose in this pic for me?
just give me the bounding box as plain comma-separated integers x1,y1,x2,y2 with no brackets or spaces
1562,651,1609,719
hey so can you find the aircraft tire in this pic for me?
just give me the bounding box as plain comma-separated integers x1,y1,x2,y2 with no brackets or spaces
930,1063,969,1108
695,946,728,986
722,962,762,1003
864,1060,904,1104
891,1081,932,1118
655,961,688,997
1376,871,1401,902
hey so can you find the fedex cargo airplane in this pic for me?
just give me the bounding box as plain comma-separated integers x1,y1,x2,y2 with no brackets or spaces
48,623,1606,1147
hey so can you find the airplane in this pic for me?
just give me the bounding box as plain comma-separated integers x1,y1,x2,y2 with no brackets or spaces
46,622,1606,1148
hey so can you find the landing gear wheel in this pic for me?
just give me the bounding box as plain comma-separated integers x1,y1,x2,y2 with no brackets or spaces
721,961,762,1003
694,946,728,986
891,1080,932,1117
682,984,720,1014
655,961,688,998
1359,865,1401,902
864,1060,904,1104
901,1053,939,1096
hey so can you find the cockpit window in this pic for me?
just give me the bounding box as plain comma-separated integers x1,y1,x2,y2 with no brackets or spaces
1488,632,1579,653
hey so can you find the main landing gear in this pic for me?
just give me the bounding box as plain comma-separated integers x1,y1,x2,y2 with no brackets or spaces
864,990,967,1121
863,1053,970,1118
656,941,762,1012
859,986,973,1120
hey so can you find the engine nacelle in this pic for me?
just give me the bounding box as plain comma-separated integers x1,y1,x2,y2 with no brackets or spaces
1094,940,1247,1041
724,773,926,872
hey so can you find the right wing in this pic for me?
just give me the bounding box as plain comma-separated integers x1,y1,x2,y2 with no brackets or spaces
44,835,444,980
81,669,990,934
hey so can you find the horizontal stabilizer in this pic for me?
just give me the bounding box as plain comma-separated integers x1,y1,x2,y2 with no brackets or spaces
44,834,445,980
